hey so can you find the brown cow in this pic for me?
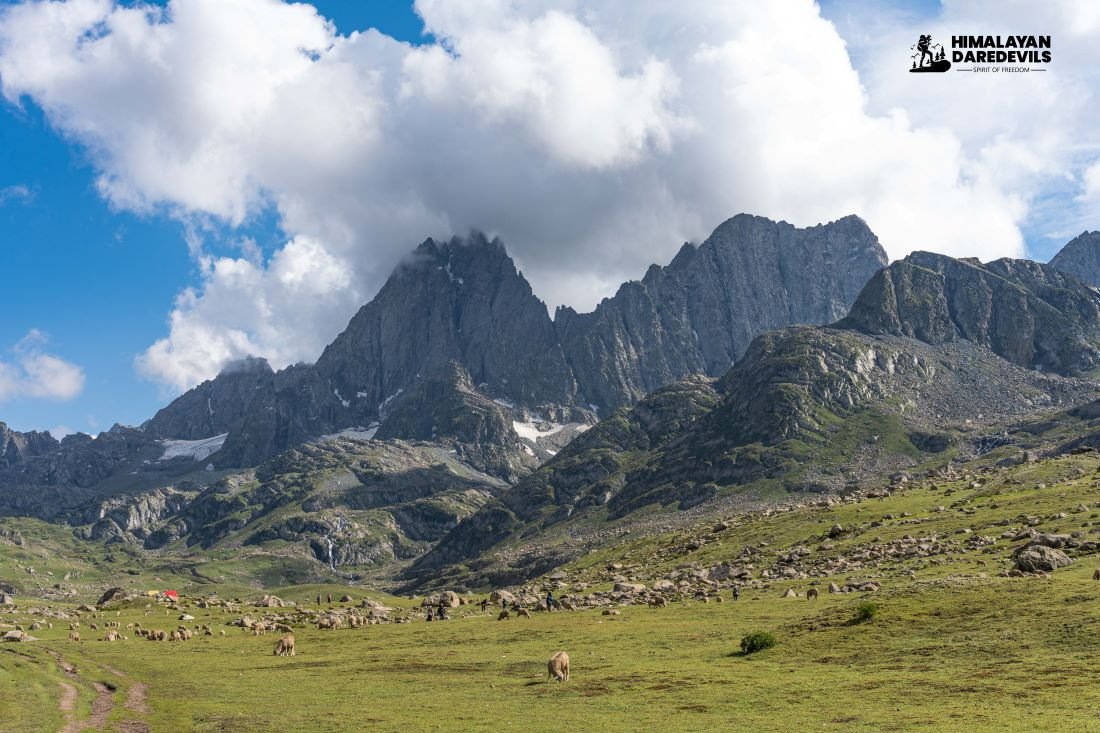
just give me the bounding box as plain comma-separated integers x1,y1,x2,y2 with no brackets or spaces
497,610,510,621
547,651,570,682
806,588,819,601
517,609,531,619
273,634,296,657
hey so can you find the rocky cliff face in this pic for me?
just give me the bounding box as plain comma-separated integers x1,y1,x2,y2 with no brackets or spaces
152,215,887,470
144,357,274,440
0,422,58,467
1049,231,1100,287
556,214,888,410
840,252,1100,375
316,234,579,421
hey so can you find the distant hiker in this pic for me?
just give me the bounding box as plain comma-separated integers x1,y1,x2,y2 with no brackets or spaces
437,604,448,620
316,594,321,606
426,607,434,622
546,592,556,611
732,586,740,601
327,593,332,604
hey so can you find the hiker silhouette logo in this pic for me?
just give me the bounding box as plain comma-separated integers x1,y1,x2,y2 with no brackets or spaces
910,34,951,72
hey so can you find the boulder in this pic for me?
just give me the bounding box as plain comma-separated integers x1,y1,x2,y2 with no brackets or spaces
828,582,842,594
339,595,354,603
96,587,129,607
1013,545,1073,574
438,591,462,608
489,590,516,604
612,582,645,594
2,630,28,642
254,595,284,608
0,593,14,606
651,579,676,593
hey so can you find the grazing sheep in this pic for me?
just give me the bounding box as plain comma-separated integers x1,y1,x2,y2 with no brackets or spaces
547,651,570,682
806,588,819,601
714,595,725,604
497,610,510,621
273,634,296,657
68,631,80,642
103,630,120,642
219,630,226,636
69,622,80,630
517,609,531,619
253,625,266,636
648,597,668,608
1094,568,1100,581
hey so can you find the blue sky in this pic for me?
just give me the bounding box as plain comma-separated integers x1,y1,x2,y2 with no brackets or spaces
0,0,1094,437
0,0,426,435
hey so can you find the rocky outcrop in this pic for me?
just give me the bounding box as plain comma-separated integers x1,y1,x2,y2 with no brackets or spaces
556,214,888,410
375,361,534,481
1048,231,1100,287
144,356,274,440
0,422,58,467
840,252,1100,375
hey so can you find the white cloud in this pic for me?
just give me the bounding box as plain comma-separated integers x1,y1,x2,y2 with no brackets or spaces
1,0,1097,392
0,183,33,205
0,330,86,402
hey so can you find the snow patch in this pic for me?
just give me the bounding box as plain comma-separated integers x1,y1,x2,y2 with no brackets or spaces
522,444,535,457
159,433,228,462
333,388,350,408
546,450,557,456
575,425,591,433
356,391,368,398
512,420,565,441
379,389,404,415
493,398,516,409
316,424,379,442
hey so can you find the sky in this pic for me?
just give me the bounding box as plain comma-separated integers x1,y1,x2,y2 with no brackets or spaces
0,0,1098,436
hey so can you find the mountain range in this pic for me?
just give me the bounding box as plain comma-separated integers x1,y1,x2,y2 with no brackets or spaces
3,213,1100,590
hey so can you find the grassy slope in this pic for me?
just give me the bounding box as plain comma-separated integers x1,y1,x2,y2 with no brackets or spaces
4,453,1100,730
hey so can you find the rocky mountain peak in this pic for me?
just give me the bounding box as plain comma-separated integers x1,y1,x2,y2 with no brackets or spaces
840,250,1100,375
1048,230,1100,287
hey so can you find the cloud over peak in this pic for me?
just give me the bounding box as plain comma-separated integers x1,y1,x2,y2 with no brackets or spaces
1,0,1096,392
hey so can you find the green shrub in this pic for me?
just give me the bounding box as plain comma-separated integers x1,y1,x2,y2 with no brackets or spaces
855,601,878,623
739,631,777,655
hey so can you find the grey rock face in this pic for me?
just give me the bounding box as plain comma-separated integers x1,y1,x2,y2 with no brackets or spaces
841,251,1100,375
144,357,274,439
556,214,888,411
133,216,891,470
317,234,578,421
1048,231,1100,286
0,422,58,467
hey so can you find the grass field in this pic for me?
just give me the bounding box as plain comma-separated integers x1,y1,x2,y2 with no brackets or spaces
4,454,1100,731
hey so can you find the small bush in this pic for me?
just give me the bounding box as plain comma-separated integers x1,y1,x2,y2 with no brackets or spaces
855,601,878,623
739,631,776,655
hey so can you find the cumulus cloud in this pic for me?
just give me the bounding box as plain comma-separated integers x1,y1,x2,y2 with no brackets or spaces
0,183,33,205
0,0,1096,391
0,330,86,402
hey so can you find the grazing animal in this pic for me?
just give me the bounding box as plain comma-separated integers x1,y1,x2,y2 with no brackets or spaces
1094,568,1100,581
714,595,725,604
547,651,570,682
273,634,296,656
68,631,80,642
561,600,577,611
252,625,266,636
69,622,80,630
89,623,99,631
219,630,226,636
103,630,120,642
497,610,510,621
517,609,531,619
806,588,819,601
648,597,668,608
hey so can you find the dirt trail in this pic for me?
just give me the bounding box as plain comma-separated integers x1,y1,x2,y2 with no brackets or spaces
50,651,150,732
